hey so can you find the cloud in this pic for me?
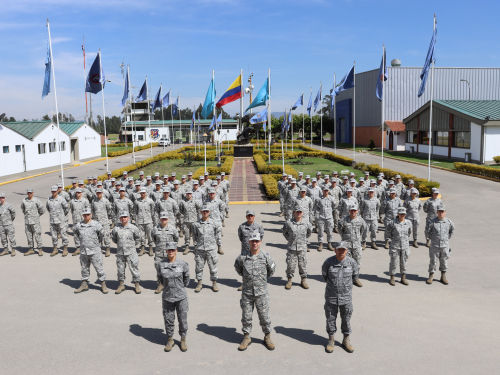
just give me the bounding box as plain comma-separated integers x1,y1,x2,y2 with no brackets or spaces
51,37,72,44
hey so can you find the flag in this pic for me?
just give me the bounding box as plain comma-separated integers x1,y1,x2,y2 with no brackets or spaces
246,78,269,112
85,52,105,94
307,92,312,116
329,88,334,111
120,69,129,106
197,112,201,132
172,96,178,117
42,24,51,99
216,75,242,108
135,80,147,102
334,66,355,95
250,107,268,124
162,91,170,107
376,47,388,101
216,113,222,128
418,26,437,97
292,94,303,110
281,110,287,131
151,86,161,113
191,110,195,130
201,79,216,119
314,84,322,112
209,115,216,130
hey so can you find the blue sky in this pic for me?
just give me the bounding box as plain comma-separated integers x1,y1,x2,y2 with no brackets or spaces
1,0,499,122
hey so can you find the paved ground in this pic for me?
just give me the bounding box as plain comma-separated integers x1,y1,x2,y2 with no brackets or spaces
0,144,499,374
228,158,266,202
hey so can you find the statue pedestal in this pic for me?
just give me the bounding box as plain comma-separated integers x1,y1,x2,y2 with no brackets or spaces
234,145,253,157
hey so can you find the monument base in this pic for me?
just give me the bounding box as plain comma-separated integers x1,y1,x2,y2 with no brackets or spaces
234,145,254,157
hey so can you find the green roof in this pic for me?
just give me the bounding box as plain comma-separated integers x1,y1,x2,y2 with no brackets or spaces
59,122,85,136
127,119,236,125
434,100,500,121
1,121,51,140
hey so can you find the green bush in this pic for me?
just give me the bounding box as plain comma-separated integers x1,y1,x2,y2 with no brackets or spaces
454,162,500,179
493,156,500,164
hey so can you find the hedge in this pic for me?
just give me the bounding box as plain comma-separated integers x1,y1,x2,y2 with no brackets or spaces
262,175,281,199
253,154,298,177
454,162,500,179
191,156,234,179
107,143,159,157
492,156,500,164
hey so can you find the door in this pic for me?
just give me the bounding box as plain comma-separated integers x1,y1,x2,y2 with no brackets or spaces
70,139,77,162
21,145,26,172
389,131,394,150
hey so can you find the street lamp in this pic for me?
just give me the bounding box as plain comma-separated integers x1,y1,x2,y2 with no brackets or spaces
244,74,254,114
280,131,285,173
216,127,221,167
460,79,471,100
203,133,209,173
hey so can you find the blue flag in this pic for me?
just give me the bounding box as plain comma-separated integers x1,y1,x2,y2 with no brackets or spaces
334,66,355,96
201,79,216,119
246,78,269,112
162,91,170,107
418,27,437,97
172,96,178,117
42,24,51,99
216,113,222,128
314,84,322,112
292,94,303,110
85,52,105,94
209,114,216,130
281,110,287,131
307,92,312,116
191,110,195,130
250,107,268,124
376,48,388,101
287,110,292,131
135,80,147,102
329,88,335,111
120,69,129,106
197,112,201,132
151,86,161,113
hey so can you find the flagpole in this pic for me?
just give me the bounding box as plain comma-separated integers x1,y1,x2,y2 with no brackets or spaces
267,69,272,165
302,92,304,144
240,69,244,135
282,109,285,172
146,76,153,157
178,94,182,148
334,73,337,154
428,14,436,182
170,89,173,148
47,19,64,187
128,66,136,164
212,70,215,169
353,61,356,161
320,81,323,152
98,49,109,172
161,84,165,153
381,44,385,169
310,87,313,146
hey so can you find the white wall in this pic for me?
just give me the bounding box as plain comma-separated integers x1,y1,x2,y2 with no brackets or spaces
73,124,100,160
470,122,482,162
395,132,405,151
483,125,500,162
0,125,28,177
25,125,70,172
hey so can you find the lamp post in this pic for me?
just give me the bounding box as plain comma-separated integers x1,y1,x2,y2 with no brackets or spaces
217,128,221,167
244,74,254,114
203,133,208,173
460,79,471,100
280,131,285,173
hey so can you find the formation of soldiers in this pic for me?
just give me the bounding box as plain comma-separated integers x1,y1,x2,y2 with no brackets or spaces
0,167,455,354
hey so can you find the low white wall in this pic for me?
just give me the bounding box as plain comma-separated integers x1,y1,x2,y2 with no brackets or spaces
0,125,28,177
74,125,100,160
484,125,500,162
470,122,482,162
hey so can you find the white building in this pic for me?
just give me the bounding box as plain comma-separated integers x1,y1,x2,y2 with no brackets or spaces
0,121,101,177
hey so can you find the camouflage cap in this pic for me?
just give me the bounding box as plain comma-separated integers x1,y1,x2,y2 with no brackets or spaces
159,211,169,219
173,180,180,185
305,175,310,179
343,176,348,180
216,175,221,179
349,179,356,183
249,232,261,241
395,174,401,178
119,210,129,217
111,178,116,182
82,207,92,215
311,178,317,182
298,172,303,176
188,172,193,175
410,188,418,194
408,180,414,184
282,173,287,177
300,187,307,192
57,183,63,187
78,180,84,185
364,171,370,175
211,182,218,186
75,188,82,193
171,172,176,176
139,171,144,176
246,209,255,216
349,203,359,211
204,172,209,176
322,186,330,191
199,176,204,180
287,175,292,178
107,171,112,175
432,188,440,194
0,193,5,198
93,176,98,179
359,177,364,182
388,180,395,184
140,187,147,193
200,204,211,211
146,176,152,180
208,187,216,194
193,180,199,185
72,180,77,184
119,187,126,192
389,188,396,194
135,181,141,186
377,176,383,180
437,204,446,211
397,207,407,214
27,188,34,193
324,175,330,179
346,187,353,192
167,242,177,250
293,204,303,212
181,175,187,179
122,171,128,175
154,172,160,177
163,175,169,179
368,187,375,192
97,181,103,186
291,178,296,183
332,171,338,175
155,181,162,185
96,188,103,193
115,181,122,186
370,179,376,184
128,177,133,181
185,190,193,194
349,172,355,176
221,172,225,176
336,241,348,250
51,186,58,192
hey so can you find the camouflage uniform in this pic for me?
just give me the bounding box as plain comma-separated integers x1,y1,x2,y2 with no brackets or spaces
401,186,419,201
394,181,405,198
70,197,90,247
359,197,381,243
111,223,142,282
338,216,368,268
339,196,358,218
179,199,202,246
150,188,164,203
155,197,179,223
109,189,120,204
403,198,422,240
92,197,113,247
238,221,265,253
152,222,179,267
134,197,156,247
380,197,403,241
21,197,45,250
191,188,205,207
219,179,231,215
0,201,17,251
307,185,322,229
113,197,134,225
277,179,287,214
423,197,443,228
74,220,106,281
329,186,343,229
425,217,455,273
170,188,184,230
386,218,412,275
203,197,225,242
284,186,300,221
282,218,312,278
59,189,71,230
294,196,313,224
46,196,70,246
234,250,276,335
314,195,337,244
192,218,221,281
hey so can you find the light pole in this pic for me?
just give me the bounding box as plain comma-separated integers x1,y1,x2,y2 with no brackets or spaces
203,133,208,173
244,74,254,114
280,131,285,173
217,128,221,167
460,79,471,100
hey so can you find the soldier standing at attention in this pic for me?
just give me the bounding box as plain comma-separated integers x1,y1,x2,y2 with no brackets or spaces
157,242,190,352
0,193,17,257
21,188,45,256
134,187,156,256
277,174,288,218
152,212,179,294
359,188,381,250
381,188,403,249
70,189,90,256
57,183,71,234
92,189,113,257
234,232,276,351
284,179,300,221
179,191,201,255
314,187,337,252
111,211,142,295
322,241,358,353
425,205,455,285
386,207,412,286
170,180,184,235
306,178,322,233
403,188,422,248
423,189,443,247
191,205,222,293
46,186,70,257
339,187,358,218
237,210,265,291
150,182,164,204
329,179,342,233
282,204,312,290
73,207,107,294
155,187,179,230
203,188,225,254
112,187,134,227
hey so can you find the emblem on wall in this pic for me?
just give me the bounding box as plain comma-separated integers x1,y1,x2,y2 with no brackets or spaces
150,129,160,140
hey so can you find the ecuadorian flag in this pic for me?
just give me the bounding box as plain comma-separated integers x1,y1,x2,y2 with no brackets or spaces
216,75,242,108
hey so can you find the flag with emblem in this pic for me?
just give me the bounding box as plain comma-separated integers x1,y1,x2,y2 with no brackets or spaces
85,52,105,94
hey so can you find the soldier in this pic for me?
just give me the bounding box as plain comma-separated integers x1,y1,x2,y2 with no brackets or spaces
192,205,222,293
296,172,305,187
85,176,95,195
171,180,184,235
303,175,311,189
103,171,113,190
329,179,342,233
144,176,154,194
320,175,332,191
0,193,17,257
137,171,146,186
381,180,395,202
107,179,117,201
150,181,164,203
134,187,156,256
77,180,93,203
73,207,108,294
277,173,288,217
152,212,179,293
306,178,322,232
338,204,367,287
109,182,121,204
94,181,110,200
68,180,79,199
359,188,381,250
339,188,358,218
129,181,143,203
70,188,90,256
235,232,276,351
163,175,174,190
284,178,300,221
157,242,190,352
340,176,349,194
92,189,113,257
125,177,135,196
282,204,312,290
219,172,231,218
179,191,201,255
294,187,313,227
120,171,129,184
315,187,337,252
203,188,225,254
191,181,205,207
152,172,163,186
394,174,405,197
403,188,422,248
348,179,360,202
381,188,403,249
185,172,194,190
57,183,71,233
363,171,371,183
113,187,134,227
156,187,179,226
203,171,212,187
111,211,142,294
322,241,358,353
401,179,419,201
356,178,367,201
21,188,45,256
46,186,70,257
237,210,265,291
425,205,455,285
423,189,443,247
316,172,324,186
331,171,342,185
179,175,189,195
385,207,412,286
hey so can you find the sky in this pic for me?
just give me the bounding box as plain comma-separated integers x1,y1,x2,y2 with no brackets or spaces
1,0,499,122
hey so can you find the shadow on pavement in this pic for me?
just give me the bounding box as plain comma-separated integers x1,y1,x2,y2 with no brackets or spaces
274,326,325,346
262,220,284,225
267,276,283,287
140,280,159,291
383,272,428,282
265,243,288,250
59,278,100,290
129,324,165,346
307,274,325,283
358,273,387,284
263,228,283,233
217,278,240,288
260,212,280,217
196,323,242,344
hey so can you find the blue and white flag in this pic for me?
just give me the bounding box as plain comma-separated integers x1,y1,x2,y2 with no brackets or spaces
250,107,268,125
216,113,222,128
307,92,312,116
191,110,195,130
209,114,216,130
292,94,303,110
42,23,51,99
246,78,269,112
287,110,292,131
162,91,170,107
376,47,388,101
135,80,147,102
334,66,355,96
120,69,129,106
314,84,322,112
418,26,437,97
85,52,105,94
151,86,162,113
172,96,178,117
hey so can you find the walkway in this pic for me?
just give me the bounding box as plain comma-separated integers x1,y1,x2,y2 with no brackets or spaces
228,158,266,202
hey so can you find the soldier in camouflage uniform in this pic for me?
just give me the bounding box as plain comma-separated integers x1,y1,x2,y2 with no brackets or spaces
403,188,422,248
307,178,322,233
401,179,419,201
191,205,222,293
20,188,45,256
191,181,205,208
316,172,324,186
296,172,305,188
294,187,313,230
152,212,179,293
282,204,312,290
179,191,201,255
73,207,108,294
235,232,276,351
0,193,17,257
393,175,405,198
137,171,147,186
129,181,143,204
111,211,142,294
284,179,300,221
150,181,164,203
68,180,79,199
425,205,455,285
356,178,367,201
203,187,225,254
120,171,129,184
57,183,71,234
70,189,90,256
156,187,179,224
92,189,113,257
314,187,337,252
171,180,184,235
46,186,70,257
338,203,367,288
185,172,194,190
109,182,121,204
322,241,358,353
380,188,403,249
202,172,212,188
219,173,231,218
157,242,190,352
77,180,93,203
381,180,396,202
329,179,343,233
423,189,443,247
125,177,135,196
144,176,154,195
359,188,381,250
94,181,110,201
339,187,358,218
134,188,156,256
340,176,349,194
113,187,134,226
277,173,288,217
152,172,163,187
386,207,412,286
103,171,113,190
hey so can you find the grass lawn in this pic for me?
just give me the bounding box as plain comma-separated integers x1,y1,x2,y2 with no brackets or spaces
108,133,119,141
368,150,457,169
311,141,372,151
128,159,219,180
101,146,131,157
269,157,365,179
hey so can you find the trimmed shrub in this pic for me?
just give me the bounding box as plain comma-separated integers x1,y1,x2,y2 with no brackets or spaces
108,143,159,157
493,156,500,164
454,162,500,179
262,175,280,199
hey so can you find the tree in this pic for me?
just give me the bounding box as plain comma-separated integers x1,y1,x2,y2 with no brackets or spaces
368,137,376,150
42,114,51,121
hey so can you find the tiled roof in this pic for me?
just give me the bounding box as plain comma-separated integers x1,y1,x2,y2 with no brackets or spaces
384,121,405,132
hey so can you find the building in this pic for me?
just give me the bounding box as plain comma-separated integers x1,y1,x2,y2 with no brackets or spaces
403,100,500,164
0,121,101,177
333,65,500,150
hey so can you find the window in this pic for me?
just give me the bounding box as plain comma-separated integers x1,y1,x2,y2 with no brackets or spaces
15,145,21,152
406,131,417,143
454,131,471,148
3,146,9,153
60,141,65,151
419,131,429,145
49,142,57,152
435,131,448,146
138,135,144,141
38,143,46,154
